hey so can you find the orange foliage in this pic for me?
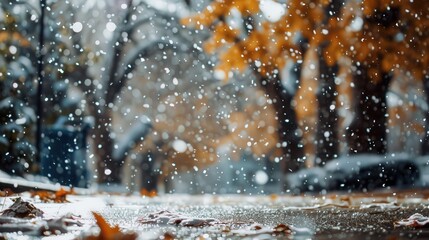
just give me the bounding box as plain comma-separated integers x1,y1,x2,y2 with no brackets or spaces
179,0,428,168
127,93,228,175
203,22,239,53
183,0,357,79
344,0,429,81
0,31,31,47
184,0,428,82
89,212,138,240
30,188,75,203
217,89,281,160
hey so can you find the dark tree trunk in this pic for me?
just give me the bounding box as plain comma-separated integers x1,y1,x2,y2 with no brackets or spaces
92,110,122,184
346,65,392,154
313,0,342,166
140,151,159,191
90,3,132,184
422,74,429,155
315,50,339,166
258,71,305,173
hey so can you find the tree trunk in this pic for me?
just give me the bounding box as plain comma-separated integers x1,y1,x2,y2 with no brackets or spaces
346,65,392,154
422,74,429,155
140,151,159,191
315,50,339,166
92,110,122,184
258,71,305,173
313,0,342,166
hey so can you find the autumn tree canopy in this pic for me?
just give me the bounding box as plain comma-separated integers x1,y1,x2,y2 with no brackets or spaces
183,0,429,170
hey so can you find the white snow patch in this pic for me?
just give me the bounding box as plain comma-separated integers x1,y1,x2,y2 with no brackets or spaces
172,139,188,153
259,0,285,22
349,17,363,32
255,170,269,185
72,22,83,33
106,22,117,32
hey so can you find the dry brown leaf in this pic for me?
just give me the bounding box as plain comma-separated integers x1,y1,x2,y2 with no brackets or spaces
161,232,175,240
394,213,429,228
273,223,292,234
0,189,14,197
30,188,74,203
0,197,43,218
139,210,218,227
90,212,138,240
269,194,278,201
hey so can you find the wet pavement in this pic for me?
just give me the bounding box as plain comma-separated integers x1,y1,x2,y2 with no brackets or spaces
2,190,429,239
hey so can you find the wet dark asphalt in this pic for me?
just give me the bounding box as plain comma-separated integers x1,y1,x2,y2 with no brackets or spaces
3,190,429,239
96,192,429,239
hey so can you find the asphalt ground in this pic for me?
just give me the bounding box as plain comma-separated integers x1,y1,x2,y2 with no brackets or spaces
2,189,429,239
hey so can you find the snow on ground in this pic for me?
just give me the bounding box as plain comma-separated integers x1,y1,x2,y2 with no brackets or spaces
3,191,429,239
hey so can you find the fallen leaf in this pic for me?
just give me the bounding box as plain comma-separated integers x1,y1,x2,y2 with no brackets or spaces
30,188,74,203
61,213,83,227
55,188,75,202
360,203,400,213
92,212,121,239
394,213,429,228
0,214,80,236
269,194,278,201
231,223,310,237
139,210,218,227
38,217,68,236
90,212,138,240
161,232,175,240
0,197,43,218
140,188,157,198
250,223,262,230
0,190,14,197
273,223,292,234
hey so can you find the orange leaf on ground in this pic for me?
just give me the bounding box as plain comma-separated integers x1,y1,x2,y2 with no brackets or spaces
140,189,157,197
31,188,74,203
0,189,14,197
90,212,138,239
92,212,121,239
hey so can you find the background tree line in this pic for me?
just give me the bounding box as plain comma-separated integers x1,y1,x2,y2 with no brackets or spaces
183,0,429,176
0,0,428,190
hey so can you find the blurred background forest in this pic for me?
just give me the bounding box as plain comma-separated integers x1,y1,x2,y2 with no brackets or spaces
0,0,428,194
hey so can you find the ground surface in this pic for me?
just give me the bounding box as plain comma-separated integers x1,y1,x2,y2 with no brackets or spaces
2,189,429,239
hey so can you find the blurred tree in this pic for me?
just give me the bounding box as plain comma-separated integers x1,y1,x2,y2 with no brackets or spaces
182,0,352,173
277,0,344,166
0,2,84,176
387,74,425,155
182,0,309,174
312,1,343,166
57,0,207,184
185,0,429,167
0,4,37,176
424,74,429,154
114,52,224,190
339,1,429,155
